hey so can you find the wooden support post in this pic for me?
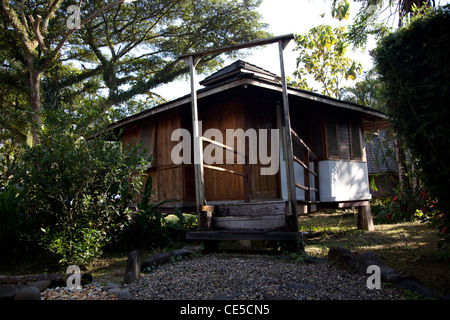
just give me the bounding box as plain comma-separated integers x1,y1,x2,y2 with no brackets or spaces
358,204,374,231
199,205,214,231
278,38,298,231
184,55,206,214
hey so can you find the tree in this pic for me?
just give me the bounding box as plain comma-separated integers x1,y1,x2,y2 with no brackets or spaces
333,0,437,48
0,0,269,146
339,69,385,109
289,9,362,98
373,5,450,238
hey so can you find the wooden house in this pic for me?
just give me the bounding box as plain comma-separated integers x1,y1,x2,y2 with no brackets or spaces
366,129,399,198
106,35,388,246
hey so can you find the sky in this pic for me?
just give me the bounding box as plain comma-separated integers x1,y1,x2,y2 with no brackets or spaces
153,0,376,100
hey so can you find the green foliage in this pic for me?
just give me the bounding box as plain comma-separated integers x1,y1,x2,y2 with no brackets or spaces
0,0,270,148
340,69,386,110
373,5,450,243
0,184,28,254
289,14,362,98
331,0,350,21
371,188,438,224
41,226,106,268
112,177,196,251
2,111,146,267
343,0,391,48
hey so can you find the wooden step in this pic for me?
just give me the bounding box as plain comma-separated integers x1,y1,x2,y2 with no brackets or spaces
186,230,299,241
212,201,287,231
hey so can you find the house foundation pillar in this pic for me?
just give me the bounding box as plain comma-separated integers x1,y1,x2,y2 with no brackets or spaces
357,204,374,231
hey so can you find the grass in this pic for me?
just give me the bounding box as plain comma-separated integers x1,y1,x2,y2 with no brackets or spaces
298,209,450,296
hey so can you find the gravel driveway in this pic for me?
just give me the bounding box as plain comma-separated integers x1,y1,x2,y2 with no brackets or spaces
126,254,405,300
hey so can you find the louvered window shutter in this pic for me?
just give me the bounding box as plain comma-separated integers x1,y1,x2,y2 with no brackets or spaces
140,122,153,161
350,122,362,160
338,121,351,160
327,116,339,158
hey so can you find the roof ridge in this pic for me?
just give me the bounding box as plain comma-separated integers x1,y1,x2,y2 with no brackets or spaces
199,59,280,87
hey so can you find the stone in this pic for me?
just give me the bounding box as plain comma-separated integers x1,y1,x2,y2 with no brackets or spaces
328,247,356,271
356,252,398,282
124,250,140,284
172,249,193,259
107,287,122,295
14,286,41,300
102,283,119,291
391,275,435,298
182,244,202,254
141,252,173,271
0,284,25,300
119,289,132,300
29,280,52,292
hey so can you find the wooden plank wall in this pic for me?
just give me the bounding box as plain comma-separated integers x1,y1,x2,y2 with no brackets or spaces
156,110,183,202
199,94,246,201
122,125,159,203
246,93,280,201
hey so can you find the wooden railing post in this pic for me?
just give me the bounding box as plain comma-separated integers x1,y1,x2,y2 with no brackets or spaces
303,148,311,202
278,38,298,232
291,128,320,205
183,55,206,215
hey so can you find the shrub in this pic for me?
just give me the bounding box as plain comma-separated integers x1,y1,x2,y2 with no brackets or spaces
372,187,438,224
7,125,146,268
0,184,31,255
374,5,450,242
110,177,196,251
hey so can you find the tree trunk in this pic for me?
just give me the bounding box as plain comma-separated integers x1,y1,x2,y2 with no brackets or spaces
29,68,43,146
394,136,409,190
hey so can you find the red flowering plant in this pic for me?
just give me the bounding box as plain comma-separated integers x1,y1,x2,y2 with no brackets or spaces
372,188,437,224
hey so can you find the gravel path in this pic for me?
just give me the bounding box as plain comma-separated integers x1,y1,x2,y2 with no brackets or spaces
126,254,405,300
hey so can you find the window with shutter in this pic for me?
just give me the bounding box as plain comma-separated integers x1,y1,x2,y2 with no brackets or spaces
327,116,339,158
350,122,362,160
338,121,351,160
140,122,153,161
327,115,363,161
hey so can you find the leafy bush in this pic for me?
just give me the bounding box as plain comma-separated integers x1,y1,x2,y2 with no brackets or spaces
374,5,450,243
372,188,438,224
0,184,31,255
41,226,105,267
4,123,146,267
111,177,196,251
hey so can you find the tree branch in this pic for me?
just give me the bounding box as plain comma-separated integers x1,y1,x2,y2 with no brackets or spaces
29,14,48,55
49,0,130,67
19,0,30,33
42,0,64,36
0,0,36,61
